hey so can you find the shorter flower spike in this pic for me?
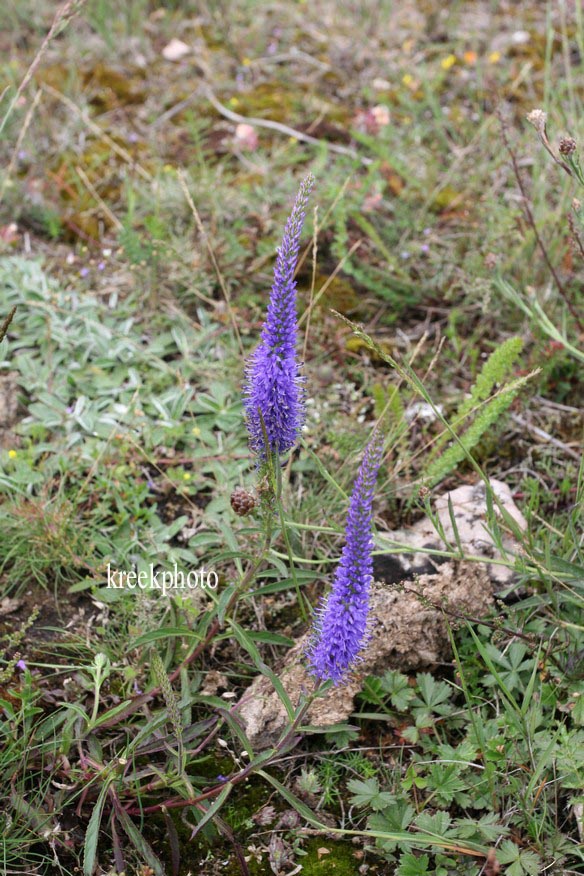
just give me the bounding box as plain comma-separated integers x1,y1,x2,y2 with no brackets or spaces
307,429,384,684
244,174,314,460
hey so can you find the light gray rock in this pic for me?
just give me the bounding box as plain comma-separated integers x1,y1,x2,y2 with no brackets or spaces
375,479,527,588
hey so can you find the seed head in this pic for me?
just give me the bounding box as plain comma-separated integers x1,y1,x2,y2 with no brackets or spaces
526,108,547,136
230,486,257,516
559,136,577,156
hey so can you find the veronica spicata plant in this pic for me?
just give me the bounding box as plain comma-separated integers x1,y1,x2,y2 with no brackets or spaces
307,429,384,684
244,174,314,460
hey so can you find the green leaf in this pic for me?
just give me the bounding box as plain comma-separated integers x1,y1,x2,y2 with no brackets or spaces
415,673,453,711
414,810,453,838
396,853,430,876
466,626,522,715
457,337,524,421
497,840,541,876
115,807,165,876
128,627,203,649
229,620,295,720
424,373,535,486
381,670,415,711
427,764,469,805
573,692,584,726
246,631,294,646
90,699,147,731
190,782,233,839
83,779,112,876
412,681,455,725
455,812,508,842
259,770,475,853
347,777,396,811
368,800,416,854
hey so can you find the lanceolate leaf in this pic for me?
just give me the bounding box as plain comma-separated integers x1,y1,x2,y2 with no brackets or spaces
115,807,165,876
83,779,113,876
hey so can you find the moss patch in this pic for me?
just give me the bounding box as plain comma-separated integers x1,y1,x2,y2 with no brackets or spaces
299,837,365,875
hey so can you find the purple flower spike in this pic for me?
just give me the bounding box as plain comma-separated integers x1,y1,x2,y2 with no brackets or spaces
307,429,384,685
244,175,314,459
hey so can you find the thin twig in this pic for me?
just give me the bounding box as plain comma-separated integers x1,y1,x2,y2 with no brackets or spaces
75,165,123,231
302,206,319,364
510,413,581,461
177,169,244,354
568,208,584,261
0,0,85,138
0,89,43,204
500,115,584,332
400,583,535,645
0,307,16,344
41,83,152,182
297,238,362,327
204,85,371,166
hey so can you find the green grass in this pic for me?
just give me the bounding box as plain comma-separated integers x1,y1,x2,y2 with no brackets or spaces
0,1,583,874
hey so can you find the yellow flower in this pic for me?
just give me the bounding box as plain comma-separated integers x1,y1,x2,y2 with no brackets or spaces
402,73,413,86
441,54,457,70
8,449,17,459
488,51,501,63
192,426,201,437
183,473,191,481
228,97,239,108
242,57,251,67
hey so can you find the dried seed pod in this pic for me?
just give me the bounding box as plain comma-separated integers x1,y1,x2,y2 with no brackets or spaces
230,486,256,516
559,136,577,156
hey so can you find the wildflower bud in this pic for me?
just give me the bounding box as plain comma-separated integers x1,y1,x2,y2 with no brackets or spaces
230,486,256,516
559,136,577,156
526,108,547,135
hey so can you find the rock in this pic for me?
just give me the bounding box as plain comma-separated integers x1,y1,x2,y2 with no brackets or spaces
233,123,259,151
375,479,527,589
0,596,22,616
238,561,493,750
201,670,229,696
161,39,190,61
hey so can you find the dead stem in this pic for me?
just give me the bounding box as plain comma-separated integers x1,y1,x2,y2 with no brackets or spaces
500,113,584,332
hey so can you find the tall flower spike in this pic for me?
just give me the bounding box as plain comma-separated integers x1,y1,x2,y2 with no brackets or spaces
244,174,314,459
307,429,384,685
